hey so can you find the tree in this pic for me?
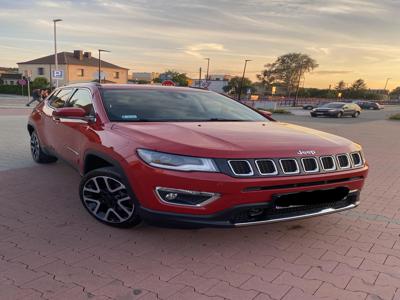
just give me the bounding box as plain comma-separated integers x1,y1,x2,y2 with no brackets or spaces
161,70,189,86
335,80,346,91
390,86,400,96
256,68,276,92
260,53,318,97
31,77,49,89
223,76,254,95
350,78,367,91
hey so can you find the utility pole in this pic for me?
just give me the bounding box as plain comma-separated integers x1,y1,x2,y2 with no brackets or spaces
98,49,110,83
204,58,210,81
53,19,62,88
384,77,391,92
294,64,304,107
198,67,202,88
238,59,251,101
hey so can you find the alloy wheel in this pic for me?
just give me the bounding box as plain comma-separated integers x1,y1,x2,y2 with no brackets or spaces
30,132,40,161
82,176,135,223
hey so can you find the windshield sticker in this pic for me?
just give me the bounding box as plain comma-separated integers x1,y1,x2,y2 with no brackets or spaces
121,115,138,120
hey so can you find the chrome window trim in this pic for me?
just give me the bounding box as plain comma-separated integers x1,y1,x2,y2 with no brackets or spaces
279,158,300,175
320,156,336,171
228,160,254,176
301,157,319,173
155,187,220,207
350,152,363,167
336,153,351,169
255,159,278,175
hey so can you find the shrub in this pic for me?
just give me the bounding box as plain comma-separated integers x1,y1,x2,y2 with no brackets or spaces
265,108,292,114
389,113,400,120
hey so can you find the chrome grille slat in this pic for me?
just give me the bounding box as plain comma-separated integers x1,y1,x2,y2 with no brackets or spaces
301,157,319,173
351,152,362,167
320,156,336,171
279,159,300,174
228,160,254,176
255,159,278,175
337,154,351,169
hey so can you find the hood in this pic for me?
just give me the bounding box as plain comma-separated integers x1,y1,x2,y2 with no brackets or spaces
112,121,358,158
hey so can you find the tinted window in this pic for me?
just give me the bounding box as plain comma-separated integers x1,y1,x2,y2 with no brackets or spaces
67,89,94,115
322,103,344,109
100,89,267,122
50,89,74,108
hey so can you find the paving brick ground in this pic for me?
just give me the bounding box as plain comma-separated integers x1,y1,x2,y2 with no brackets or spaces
1,102,400,299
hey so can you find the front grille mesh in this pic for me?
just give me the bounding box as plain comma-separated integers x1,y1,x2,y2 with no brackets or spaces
280,159,299,174
337,154,350,168
351,152,362,166
302,158,318,172
228,160,252,175
226,151,363,177
321,156,335,170
256,160,276,175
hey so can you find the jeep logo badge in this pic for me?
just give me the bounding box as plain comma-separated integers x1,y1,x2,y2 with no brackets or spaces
297,150,316,155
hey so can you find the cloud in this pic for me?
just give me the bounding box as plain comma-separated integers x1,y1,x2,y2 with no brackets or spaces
184,43,226,58
314,70,353,75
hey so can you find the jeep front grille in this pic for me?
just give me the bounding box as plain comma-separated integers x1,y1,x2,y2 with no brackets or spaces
351,152,362,167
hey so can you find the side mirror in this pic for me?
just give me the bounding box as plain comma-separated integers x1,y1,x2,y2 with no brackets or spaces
52,107,87,118
257,109,275,121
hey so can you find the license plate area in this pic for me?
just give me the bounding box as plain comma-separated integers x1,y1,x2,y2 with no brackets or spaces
273,187,349,210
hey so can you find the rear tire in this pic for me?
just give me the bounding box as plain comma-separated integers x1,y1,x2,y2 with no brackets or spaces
79,167,141,228
336,112,343,118
30,131,58,163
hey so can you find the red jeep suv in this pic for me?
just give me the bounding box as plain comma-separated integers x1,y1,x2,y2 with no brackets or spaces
28,83,368,228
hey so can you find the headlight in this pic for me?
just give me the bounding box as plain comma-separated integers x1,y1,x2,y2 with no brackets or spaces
137,149,218,172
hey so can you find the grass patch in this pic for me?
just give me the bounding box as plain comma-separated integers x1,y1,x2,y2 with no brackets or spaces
264,108,292,114
389,113,400,120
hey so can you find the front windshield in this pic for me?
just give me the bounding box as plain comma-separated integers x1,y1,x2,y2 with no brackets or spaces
101,88,267,122
321,103,344,109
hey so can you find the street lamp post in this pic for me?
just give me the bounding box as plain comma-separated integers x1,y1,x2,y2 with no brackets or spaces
204,58,210,81
238,59,251,101
98,49,110,83
198,67,202,88
384,77,391,92
53,19,62,88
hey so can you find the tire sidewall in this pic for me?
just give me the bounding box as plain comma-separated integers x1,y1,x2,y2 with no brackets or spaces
79,167,141,228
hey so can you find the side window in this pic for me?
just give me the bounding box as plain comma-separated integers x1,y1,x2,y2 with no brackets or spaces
50,89,74,108
67,89,94,116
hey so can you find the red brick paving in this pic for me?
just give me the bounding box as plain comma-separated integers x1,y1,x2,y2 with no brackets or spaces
1,112,400,299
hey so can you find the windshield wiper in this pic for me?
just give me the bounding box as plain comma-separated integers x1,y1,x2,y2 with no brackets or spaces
205,118,248,121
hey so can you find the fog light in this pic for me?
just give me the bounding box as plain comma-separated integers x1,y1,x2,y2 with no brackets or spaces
155,187,220,207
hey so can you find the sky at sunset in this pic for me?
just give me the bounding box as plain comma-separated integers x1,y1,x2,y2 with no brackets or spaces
1,0,399,89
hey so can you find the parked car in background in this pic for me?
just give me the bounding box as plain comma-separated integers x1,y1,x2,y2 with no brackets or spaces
28,84,368,228
303,104,316,110
354,101,383,110
310,102,361,118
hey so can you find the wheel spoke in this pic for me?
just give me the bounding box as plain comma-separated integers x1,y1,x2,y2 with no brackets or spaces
83,178,101,193
104,177,125,193
117,198,134,215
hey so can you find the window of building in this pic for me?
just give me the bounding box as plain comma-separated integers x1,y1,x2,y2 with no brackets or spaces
38,67,44,75
9,81,14,85
114,72,120,79
67,89,94,116
77,69,84,77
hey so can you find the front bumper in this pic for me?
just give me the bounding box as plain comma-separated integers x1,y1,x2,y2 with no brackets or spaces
139,189,360,228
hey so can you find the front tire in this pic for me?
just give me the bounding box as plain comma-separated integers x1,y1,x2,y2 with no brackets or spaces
30,131,58,163
336,112,343,118
79,167,141,228
352,111,360,118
